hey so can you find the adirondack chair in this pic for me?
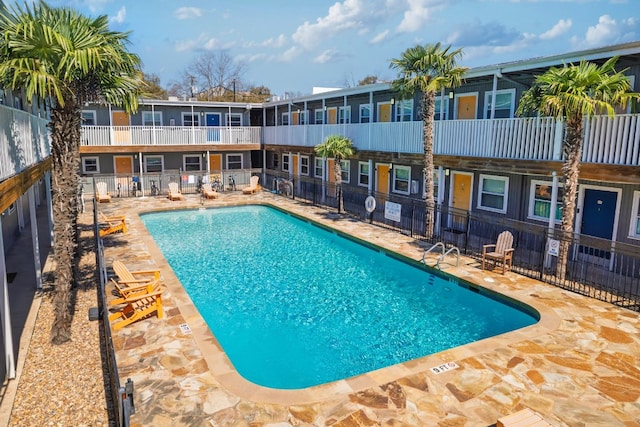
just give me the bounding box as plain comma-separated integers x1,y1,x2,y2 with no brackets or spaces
95,182,111,203
167,182,183,200
482,230,514,274
109,291,163,330
99,212,126,237
242,175,260,194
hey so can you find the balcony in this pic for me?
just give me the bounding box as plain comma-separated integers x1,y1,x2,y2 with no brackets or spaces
263,114,640,166
81,125,262,147
0,105,50,182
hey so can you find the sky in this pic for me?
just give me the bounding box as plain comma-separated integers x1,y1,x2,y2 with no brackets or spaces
10,0,640,97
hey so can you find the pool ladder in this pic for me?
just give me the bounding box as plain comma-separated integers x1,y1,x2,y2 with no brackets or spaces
422,242,460,269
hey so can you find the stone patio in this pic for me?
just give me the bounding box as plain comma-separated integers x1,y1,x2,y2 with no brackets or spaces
99,191,640,427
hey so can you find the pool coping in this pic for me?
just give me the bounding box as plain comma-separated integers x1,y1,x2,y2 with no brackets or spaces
133,200,562,406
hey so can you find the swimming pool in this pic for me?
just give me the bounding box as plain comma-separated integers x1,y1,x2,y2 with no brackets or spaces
141,205,538,389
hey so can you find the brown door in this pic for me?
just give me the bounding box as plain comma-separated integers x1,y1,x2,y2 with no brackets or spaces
451,173,472,211
114,156,133,196
327,108,337,124
293,155,299,176
378,103,392,122
376,164,390,194
456,95,476,119
291,111,299,125
112,111,131,144
209,154,222,173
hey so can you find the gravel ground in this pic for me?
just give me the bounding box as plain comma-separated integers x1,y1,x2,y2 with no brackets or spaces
7,213,110,427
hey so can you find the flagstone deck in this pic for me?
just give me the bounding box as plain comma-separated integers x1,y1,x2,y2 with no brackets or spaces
100,191,640,427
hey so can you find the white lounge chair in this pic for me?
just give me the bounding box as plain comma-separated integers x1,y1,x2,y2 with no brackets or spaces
242,175,260,194
95,182,111,203
167,182,184,200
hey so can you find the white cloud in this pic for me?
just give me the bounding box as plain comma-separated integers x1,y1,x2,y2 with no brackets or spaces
109,6,126,25
291,0,385,49
539,19,572,40
396,0,433,33
245,34,288,49
574,14,639,48
370,29,390,44
278,46,302,63
174,7,203,20
313,49,340,64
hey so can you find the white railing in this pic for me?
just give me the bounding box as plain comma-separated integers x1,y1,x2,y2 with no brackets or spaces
0,105,50,181
583,114,640,165
81,125,262,146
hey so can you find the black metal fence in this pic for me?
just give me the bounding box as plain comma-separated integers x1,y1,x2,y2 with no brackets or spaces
92,199,134,427
264,170,640,312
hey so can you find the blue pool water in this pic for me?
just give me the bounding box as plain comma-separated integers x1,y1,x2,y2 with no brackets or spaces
141,205,538,389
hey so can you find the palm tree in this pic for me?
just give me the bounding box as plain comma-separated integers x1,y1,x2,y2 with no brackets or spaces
0,1,142,343
517,57,639,279
315,135,355,213
389,43,466,239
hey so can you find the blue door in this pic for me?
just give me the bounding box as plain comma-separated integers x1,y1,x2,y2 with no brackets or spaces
205,113,221,142
579,189,617,260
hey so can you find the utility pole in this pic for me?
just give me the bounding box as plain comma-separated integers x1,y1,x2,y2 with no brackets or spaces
232,79,236,102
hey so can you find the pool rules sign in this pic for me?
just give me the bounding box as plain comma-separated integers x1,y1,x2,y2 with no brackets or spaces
384,201,401,222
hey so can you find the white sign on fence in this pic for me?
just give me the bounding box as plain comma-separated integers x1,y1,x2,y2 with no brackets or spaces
384,201,402,222
547,238,560,256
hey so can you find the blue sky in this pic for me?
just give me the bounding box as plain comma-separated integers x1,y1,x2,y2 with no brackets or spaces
14,0,640,96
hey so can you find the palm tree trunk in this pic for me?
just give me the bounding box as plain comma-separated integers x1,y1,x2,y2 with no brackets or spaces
556,116,583,281
423,91,436,239
49,99,81,344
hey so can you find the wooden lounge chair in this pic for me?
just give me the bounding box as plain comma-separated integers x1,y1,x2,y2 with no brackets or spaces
109,291,163,331
201,185,219,199
109,277,161,306
112,260,161,284
497,408,549,427
167,182,183,200
242,175,260,194
95,182,111,203
99,212,126,238
482,230,514,274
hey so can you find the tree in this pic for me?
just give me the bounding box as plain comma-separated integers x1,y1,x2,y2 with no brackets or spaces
389,43,466,238
186,51,246,101
358,75,379,86
140,72,167,99
517,57,639,279
0,1,142,343
315,135,355,214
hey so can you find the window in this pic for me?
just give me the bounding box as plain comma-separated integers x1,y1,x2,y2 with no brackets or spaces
395,100,413,122
393,165,410,195
226,113,242,126
314,158,323,178
478,175,508,213
529,180,564,222
484,89,516,119
298,111,307,125
81,110,96,126
300,156,309,175
182,113,200,126
82,157,100,173
144,155,164,173
435,97,449,120
340,160,350,183
359,104,371,123
358,162,369,187
338,106,351,124
272,153,279,170
226,153,242,170
282,154,290,172
183,155,202,171
314,109,324,124
630,191,640,239
7,203,16,215
143,111,162,126
282,112,289,126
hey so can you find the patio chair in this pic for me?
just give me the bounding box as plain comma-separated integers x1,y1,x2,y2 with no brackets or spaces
242,175,261,194
95,182,111,203
167,182,184,200
112,260,161,284
482,230,514,274
201,185,219,199
109,277,161,306
496,408,549,427
109,291,163,331
99,212,127,238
